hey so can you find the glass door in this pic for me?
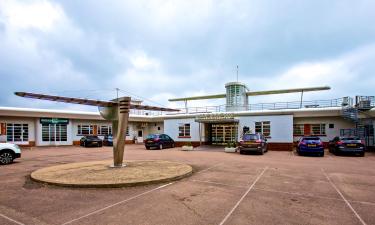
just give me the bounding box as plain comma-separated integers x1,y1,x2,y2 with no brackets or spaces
211,124,238,145
42,124,68,145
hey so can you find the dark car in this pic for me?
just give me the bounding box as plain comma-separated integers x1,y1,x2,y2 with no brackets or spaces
297,136,324,156
329,136,365,156
144,134,175,150
238,133,268,155
103,135,113,146
80,136,103,147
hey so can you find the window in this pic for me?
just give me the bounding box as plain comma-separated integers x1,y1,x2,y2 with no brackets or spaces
77,125,94,135
329,124,334,129
6,123,28,142
98,125,112,136
255,121,270,137
311,124,326,135
178,123,190,137
293,124,304,136
126,126,129,136
42,124,67,142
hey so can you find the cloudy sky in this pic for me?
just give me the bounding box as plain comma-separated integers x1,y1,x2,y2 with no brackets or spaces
1,0,375,111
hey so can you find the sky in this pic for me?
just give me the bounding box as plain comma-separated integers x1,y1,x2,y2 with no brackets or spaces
1,0,375,111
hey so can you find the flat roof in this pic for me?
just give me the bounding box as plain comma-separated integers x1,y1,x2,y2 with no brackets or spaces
1,106,374,121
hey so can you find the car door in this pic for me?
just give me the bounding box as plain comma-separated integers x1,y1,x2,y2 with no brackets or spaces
330,137,339,150
166,135,174,147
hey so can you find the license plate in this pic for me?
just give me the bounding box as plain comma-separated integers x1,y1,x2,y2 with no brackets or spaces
347,144,356,147
308,144,316,147
92,142,97,144
147,141,153,143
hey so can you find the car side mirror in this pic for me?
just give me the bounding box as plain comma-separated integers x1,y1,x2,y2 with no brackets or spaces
265,138,267,142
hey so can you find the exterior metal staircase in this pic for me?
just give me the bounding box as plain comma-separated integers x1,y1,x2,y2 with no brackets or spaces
340,96,375,148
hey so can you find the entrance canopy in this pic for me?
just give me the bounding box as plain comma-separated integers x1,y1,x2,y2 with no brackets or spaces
195,118,239,123
195,113,238,123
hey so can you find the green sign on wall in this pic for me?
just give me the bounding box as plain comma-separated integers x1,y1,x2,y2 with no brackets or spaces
40,118,69,125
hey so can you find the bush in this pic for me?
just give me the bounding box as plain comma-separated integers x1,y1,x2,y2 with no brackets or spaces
185,142,192,147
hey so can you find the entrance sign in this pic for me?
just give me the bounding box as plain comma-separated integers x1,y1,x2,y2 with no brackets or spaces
40,118,69,125
195,113,237,123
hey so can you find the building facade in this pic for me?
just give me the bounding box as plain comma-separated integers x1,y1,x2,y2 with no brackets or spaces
1,96,374,151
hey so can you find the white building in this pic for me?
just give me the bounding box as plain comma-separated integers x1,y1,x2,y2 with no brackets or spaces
1,95,374,151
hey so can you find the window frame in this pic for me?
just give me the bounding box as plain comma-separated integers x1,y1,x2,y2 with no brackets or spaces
6,123,29,143
77,124,94,136
178,123,191,138
255,121,271,138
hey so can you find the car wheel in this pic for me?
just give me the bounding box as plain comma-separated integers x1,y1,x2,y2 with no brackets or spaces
320,152,325,157
146,146,150,150
0,151,14,165
239,150,244,155
259,149,264,155
172,143,175,148
359,152,365,157
159,144,163,150
83,142,86,147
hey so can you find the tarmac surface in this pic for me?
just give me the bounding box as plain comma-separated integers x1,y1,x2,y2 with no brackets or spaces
0,145,374,225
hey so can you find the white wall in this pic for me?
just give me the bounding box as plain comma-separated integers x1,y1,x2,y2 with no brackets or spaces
293,117,354,142
238,115,293,143
164,118,201,142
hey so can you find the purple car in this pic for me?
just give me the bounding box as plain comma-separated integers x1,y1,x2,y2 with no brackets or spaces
297,136,324,157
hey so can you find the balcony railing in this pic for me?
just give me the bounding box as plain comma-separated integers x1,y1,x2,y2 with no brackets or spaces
128,97,370,116
164,98,346,115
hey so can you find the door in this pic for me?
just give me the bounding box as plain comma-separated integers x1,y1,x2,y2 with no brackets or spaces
211,124,238,145
42,124,68,145
137,130,143,143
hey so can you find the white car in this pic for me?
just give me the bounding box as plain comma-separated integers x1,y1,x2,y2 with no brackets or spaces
0,143,21,165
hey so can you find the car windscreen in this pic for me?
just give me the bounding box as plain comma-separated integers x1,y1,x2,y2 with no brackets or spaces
243,134,259,141
341,137,360,140
87,136,99,139
302,137,320,141
146,134,159,139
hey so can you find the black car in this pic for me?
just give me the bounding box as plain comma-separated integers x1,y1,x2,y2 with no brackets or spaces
238,133,268,155
144,134,175,150
329,136,365,156
80,136,103,147
103,135,113,146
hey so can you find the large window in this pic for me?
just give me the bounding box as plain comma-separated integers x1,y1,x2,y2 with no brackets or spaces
77,125,94,135
311,124,326,135
6,123,28,142
98,125,112,136
178,123,190,137
255,121,271,137
42,124,67,142
293,124,304,136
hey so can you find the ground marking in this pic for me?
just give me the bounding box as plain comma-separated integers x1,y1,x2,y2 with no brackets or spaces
218,167,268,225
322,168,367,225
0,213,26,225
196,163,223,174
191,179,248,189
61,182,174,225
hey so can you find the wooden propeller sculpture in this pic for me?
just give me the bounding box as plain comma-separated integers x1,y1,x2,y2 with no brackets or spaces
15,92,179,167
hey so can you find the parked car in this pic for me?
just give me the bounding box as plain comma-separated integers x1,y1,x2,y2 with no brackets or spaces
238,133,268,155
144,134,175,150
103,135,113,146
0,143,21,165
80,136,103,147
329,136,365,156
297,136,324,156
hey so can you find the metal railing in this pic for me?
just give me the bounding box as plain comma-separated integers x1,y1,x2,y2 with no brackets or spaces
128,97,356,116
164,98,346,115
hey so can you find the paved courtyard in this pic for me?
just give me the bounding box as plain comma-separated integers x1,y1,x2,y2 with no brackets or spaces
1,145,374,225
